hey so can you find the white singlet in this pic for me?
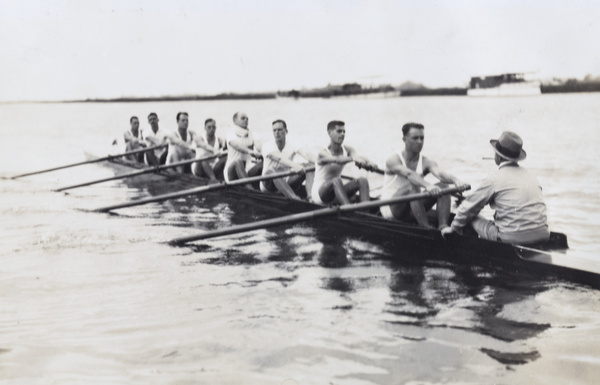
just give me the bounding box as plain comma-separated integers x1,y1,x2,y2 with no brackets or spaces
196,132,226,166
311,146,349,204
166,129,195,165
380,153,425,219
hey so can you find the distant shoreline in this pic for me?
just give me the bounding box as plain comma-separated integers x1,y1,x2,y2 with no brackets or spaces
3,79,600,104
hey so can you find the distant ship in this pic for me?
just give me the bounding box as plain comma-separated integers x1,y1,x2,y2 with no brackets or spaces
467,73,541,96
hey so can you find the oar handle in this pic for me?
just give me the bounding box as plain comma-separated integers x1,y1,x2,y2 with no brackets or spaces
355,161,384,175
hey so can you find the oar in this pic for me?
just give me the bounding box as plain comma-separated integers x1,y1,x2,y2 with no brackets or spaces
93,165,317,213
55,152,226,192
168,184,470,245
9,145,167,179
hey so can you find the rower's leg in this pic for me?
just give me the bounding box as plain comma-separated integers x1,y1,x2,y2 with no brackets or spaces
340,177,369,203
247,161,263,190
200,161,217,181
304,170,315,200
287,173,305,191
357,177,370,202
409,199,432,228
273,177,301,200
165,149,182,174
213,157,227,180
436,194,451,229
333,178,352,205
159,150,168,165
145,151,159,166
317,179,337,204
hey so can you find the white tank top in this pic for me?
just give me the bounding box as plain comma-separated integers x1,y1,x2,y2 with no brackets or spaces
196,133,224,165
311,146,348,204
381,153,424,200
174,129,194,144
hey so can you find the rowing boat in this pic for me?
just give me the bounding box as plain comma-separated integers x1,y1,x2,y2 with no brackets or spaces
79,151,599,288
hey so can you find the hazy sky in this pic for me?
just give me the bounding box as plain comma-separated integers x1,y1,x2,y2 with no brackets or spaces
1,0,599,101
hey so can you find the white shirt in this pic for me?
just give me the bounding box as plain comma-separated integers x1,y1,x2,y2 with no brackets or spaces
261,138,301,175
224,126,260,182
142,127,170,157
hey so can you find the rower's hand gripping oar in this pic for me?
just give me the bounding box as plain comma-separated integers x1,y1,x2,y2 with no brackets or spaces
93,165,316,213
8,144,167,179
54,151,227,192
168,184,470,245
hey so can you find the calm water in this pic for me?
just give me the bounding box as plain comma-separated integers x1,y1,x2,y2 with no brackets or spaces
1,94,599,384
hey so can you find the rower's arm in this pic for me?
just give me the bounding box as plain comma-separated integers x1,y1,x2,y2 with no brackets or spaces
317,149,353,165
124,131,145,146
450,179,494,232
167,132,195,151
427,158,466,186
193,137,217,153
296,146,317,164
346,145,379,169
385,154,431,189
229,138,262,159
267,152,303,171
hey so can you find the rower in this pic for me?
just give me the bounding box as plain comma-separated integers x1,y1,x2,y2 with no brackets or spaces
142,112,170,166
192,118,227,181
442,131,549,244
380,122,468,229
260,119,314,200
312,120,377,205
224,111,263,186
123,116,146,162
165,112,197,173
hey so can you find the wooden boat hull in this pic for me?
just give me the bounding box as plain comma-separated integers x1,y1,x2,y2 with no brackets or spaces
85,152,599,288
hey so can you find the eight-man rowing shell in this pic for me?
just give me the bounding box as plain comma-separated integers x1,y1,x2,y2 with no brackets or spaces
77,151,599,289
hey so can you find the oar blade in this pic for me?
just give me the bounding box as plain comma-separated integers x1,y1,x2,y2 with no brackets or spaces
10,144,166,179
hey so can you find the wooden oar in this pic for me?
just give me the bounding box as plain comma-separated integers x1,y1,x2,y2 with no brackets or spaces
168,185,470,245
54,152,226,192
93,165,317,213
9,145,167,179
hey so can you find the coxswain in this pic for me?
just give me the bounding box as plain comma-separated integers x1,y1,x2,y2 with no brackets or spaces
442,131,549,244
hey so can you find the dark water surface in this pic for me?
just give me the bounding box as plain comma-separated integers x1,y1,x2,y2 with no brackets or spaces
1,95,599,384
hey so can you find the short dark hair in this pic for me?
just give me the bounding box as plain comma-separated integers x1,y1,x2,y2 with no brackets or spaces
205,118,215,126
327,120,345,131
176,112,188,122
272,119,287,129
402,122,424,136
148,112,157,119
130,116,138,123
